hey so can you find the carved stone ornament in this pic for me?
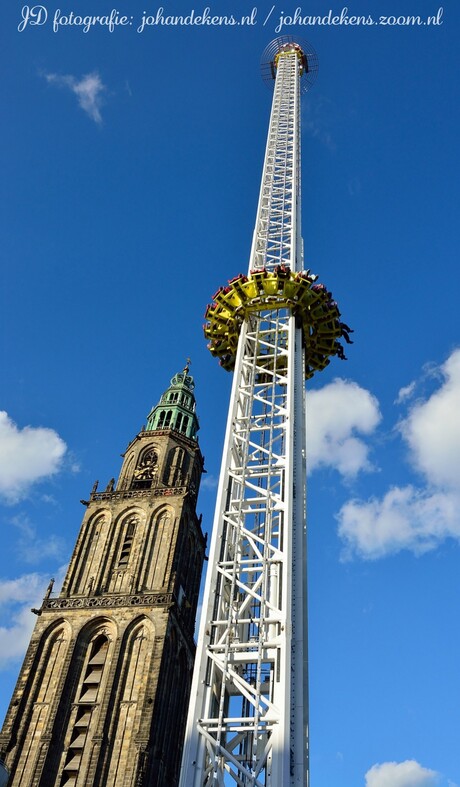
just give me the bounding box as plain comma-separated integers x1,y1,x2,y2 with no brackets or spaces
43,593,174,611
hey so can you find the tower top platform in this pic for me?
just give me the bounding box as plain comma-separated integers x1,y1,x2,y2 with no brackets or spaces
261,36,319,92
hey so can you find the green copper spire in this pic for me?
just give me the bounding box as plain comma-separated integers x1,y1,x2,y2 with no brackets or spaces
146,362,199,440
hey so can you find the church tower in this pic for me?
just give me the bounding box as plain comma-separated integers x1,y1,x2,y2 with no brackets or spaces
0,365,206,787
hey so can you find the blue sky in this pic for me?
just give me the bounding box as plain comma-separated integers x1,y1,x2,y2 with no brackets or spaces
1,1,459,785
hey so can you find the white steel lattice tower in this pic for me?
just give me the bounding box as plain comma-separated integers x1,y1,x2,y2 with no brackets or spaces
180,39,349,787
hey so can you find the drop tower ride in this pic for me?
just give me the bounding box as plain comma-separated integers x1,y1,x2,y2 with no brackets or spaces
180,39,349,787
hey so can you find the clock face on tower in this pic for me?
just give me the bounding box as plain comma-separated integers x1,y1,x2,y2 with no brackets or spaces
133,449,158,481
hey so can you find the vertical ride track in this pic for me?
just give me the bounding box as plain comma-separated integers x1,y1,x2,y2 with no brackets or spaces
180,40,348,787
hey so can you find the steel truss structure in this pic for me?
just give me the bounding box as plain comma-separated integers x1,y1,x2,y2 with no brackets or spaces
180,41,324,787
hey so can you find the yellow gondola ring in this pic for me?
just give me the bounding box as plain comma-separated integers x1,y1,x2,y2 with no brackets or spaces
204,266,350,380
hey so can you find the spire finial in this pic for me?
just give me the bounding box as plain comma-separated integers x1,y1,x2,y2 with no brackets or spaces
184,357,191,374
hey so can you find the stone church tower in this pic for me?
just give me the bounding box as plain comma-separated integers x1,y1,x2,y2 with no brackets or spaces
0,366,206,787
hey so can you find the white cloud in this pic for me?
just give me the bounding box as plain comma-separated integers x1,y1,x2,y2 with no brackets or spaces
0,605,40,666
338,485,460,560
0,574,53,666
365,760,439,787
400,349,460,490
307,379,381,477
0,568,67,668
0,412,67,503
45,71,106,124
337,349,460,559
0,573,48,606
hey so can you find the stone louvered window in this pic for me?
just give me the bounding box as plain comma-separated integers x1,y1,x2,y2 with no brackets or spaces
60,634,109,786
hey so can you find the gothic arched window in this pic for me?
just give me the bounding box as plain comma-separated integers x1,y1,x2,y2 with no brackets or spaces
117,518,137,569
141,508,173,589
104,619,154,784
59,627,112,786
163,447,189,487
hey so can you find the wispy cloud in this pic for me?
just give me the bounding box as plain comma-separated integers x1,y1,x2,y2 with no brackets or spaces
395,380,416,404
200,474,219,491
303,96,336,151
0,411,66,503
10,514,66,564
365,759,439,787
45,71,106,124
347,176,362,197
